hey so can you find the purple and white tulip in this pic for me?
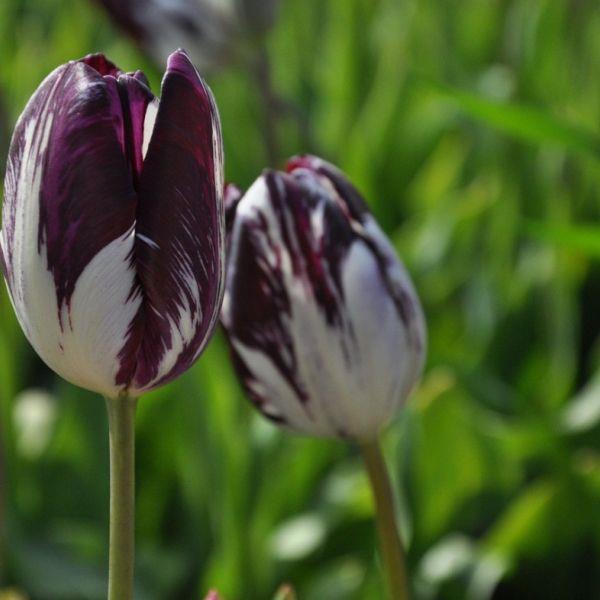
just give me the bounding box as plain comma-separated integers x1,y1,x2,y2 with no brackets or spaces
0,50,225,399
94,0,280,73
221,156,426,440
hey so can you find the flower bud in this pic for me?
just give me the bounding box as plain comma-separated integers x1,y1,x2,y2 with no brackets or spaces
1,50,225,399
221,156,426,440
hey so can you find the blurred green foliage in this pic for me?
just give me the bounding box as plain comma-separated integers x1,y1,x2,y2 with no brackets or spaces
0,0,600,598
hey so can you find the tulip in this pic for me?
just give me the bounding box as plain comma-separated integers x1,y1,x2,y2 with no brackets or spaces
221,155,426,599
0,49,225,400
0,51,224,600
221,155,425,440
94,0,280,73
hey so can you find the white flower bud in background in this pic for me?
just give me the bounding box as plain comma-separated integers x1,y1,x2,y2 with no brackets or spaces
221,155,426,440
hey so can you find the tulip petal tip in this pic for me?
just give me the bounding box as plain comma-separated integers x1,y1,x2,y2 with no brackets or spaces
167,48,195,72
79,53,122,77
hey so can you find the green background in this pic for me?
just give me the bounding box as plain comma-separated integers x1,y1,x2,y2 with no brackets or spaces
1,0,600,598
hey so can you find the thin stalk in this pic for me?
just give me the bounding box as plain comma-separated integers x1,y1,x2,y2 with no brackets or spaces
0,419,6,584
0,368,14,585
252,44,281,167
0,290,11,584
105,395,137,600
360,438,409,600
246,35,317,165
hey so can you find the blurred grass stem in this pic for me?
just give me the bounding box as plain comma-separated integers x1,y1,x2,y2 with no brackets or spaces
361,438,409,600
248,38,316,165
105,395,137,600
252,43,281,167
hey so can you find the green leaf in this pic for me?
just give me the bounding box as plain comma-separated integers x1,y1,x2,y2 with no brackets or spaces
425,80,600,159
524,220,600,259
411,370,520,542
484,479,590,566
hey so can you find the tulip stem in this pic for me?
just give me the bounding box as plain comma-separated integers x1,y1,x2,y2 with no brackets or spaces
105,395,137,600
0,422,7,584
360,438,409,600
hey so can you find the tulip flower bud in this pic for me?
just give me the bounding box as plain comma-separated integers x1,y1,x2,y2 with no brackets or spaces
0,50,225,399
221,156,426,440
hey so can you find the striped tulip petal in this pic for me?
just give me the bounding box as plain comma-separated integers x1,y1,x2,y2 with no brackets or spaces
1,51,224,398
221,157,426,440
130,50,224,392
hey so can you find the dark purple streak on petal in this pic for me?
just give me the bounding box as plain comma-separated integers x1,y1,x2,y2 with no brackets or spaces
128,50,224,389
287,154,369,223
115,74,154,188
79,55,154,182
225,193,308,404
265,171,348,327
32,62,137,323
3,64,66,281
225,169,365,413
224,182,242,234
288,155,420,335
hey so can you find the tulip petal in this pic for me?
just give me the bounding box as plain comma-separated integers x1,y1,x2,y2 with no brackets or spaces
287,154,369,223
224,182,243,233
288,155,425,345
129,50,224,391
223,172,356,435
79,53,123,78
1,61,141,398
115,73,155,184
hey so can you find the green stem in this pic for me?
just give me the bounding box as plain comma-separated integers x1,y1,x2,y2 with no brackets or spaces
105,395,137,600
360,438,409,600
0,418,6,585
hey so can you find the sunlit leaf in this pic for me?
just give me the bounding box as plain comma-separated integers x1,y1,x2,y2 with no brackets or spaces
524,220,600,259
425,80,600,159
